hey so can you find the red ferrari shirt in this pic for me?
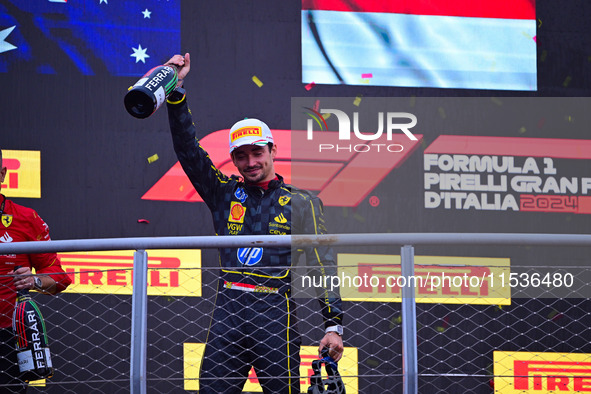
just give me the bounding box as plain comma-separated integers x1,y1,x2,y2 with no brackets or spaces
0,196,72,328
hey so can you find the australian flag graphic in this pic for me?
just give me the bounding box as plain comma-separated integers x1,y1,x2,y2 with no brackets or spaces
0,0,180,76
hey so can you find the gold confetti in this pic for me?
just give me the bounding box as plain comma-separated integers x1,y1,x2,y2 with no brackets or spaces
353,213,365,223
438,107,446,119
491,97,503,106
147,154,159,163
562,76,572,87
366,359,380,367
389,315,402,329
322,113,331,120
353,95,362,106
251,75,263,87
359,78,370,84
540,50,548,62
410,95,416,107
518,126,527,134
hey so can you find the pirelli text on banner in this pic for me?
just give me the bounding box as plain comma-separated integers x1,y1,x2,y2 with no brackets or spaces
0,150,41,198
59,250,202,297
291,253,511,305
424,136,591,214
493,351,591,393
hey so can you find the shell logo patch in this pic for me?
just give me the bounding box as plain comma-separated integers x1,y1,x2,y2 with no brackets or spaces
228,202,246,223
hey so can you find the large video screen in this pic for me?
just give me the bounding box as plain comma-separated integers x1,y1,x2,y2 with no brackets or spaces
302,0,537,91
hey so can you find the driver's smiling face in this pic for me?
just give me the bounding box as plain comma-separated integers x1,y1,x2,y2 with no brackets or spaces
231,144,277,184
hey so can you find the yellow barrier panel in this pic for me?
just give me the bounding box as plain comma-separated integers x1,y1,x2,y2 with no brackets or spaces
59,249,202,297
183,343,359,393
494,351,591,392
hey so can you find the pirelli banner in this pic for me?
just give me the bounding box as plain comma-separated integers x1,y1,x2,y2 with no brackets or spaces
336,253,511,305
183,344,359,392
58,250,202,297
0,150,41,198
494,351,591,393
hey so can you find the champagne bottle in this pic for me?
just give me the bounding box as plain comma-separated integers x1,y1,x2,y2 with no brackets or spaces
124,64,179,119
11,267,53,382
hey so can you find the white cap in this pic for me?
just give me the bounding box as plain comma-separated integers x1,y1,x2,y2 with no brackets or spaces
229,118,274,153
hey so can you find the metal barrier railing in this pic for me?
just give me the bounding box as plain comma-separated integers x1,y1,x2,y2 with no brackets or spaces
2,233,591,394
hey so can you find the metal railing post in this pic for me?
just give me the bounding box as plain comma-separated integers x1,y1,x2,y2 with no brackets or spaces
130,249,148,393
401,245,418,394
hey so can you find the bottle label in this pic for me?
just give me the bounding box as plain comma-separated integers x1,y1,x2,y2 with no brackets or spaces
140,66,175,94
16,348,52,374
133,77,149,87
45,348,53,369
17,350,34,373
154,86,166,109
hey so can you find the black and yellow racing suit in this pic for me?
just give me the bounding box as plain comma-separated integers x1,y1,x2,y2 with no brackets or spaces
167,98,343,393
